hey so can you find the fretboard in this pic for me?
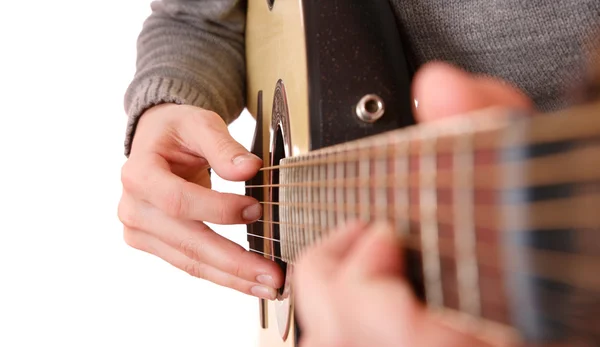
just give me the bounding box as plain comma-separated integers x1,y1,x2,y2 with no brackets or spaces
276,101,600,343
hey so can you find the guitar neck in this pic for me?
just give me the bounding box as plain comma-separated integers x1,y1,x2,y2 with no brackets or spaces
275,101,600,342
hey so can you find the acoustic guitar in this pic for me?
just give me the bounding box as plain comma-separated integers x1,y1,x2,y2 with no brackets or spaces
244,1,600,346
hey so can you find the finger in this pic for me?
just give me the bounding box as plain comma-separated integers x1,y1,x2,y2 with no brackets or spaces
412,61,533,123
294,220,368,284
305,219,368,263
122,197,285,289
340,221,404,280
423,310,518,347
121,153,262,224
178,110,262,181
123,228,278,300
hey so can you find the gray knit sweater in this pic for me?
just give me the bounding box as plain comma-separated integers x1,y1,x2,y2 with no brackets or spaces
124,0,600,156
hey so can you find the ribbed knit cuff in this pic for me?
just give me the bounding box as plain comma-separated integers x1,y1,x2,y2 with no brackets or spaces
123,77,209,157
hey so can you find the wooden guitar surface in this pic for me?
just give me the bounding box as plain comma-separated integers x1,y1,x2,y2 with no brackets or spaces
245,1,600,347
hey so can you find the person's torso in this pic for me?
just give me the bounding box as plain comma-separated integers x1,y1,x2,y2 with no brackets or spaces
388,0,600,111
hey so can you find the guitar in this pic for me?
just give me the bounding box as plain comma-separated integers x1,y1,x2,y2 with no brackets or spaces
244,1,600,346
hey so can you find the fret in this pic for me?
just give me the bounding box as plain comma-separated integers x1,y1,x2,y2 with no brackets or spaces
295,160,304,258
286,160,293,262
374,137,388,221
281,166,289,262
420,134,444,308
394,139,410,236
327,157,336,228
302,157,311,251
319,154,327,237
311,154,320,246
359,144,371,221
307,155,316,249
295,159,303,256
293,159,305,259
346,150,357,220
293,157,300,261
454,126,482,317
336,147,346,224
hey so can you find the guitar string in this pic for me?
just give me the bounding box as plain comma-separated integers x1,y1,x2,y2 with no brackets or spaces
251,138,595,173
245,232,600,290
248,244,599,337
249,218,599,256
243,202,599,233
245,163,597,190
252,126,505,173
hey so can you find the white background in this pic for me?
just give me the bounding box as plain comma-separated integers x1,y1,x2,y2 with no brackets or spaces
0,1,259,346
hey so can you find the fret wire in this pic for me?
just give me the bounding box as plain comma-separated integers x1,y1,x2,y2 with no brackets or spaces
359,144,370,221
319,154,327,240
349,158,358,219
295,159,312,260
288,158,294,262
293,157,300,261
376,138,389,220
454,123,482,317
285,162,292,261
420,133,444,308
336,147,346,224
327,155,336,228
302,157,310,260
280,165,287,261
310,154,319,249
283,161,290,261
397,139,410,236
307,155,316,253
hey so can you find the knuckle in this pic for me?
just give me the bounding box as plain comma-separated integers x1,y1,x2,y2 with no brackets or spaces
231,257,243,278
162,187,187,218
213,134,238,156
117,198,140,229
120,161,138,191
217,201,230,224
183,262,207,279
179,238,204,262
122,228,141,249
187,108,221,131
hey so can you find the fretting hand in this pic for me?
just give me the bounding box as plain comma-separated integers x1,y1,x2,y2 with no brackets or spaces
293,62,534,347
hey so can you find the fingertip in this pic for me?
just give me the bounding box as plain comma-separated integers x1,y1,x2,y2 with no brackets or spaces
413,61,533,123
242,202,263,223
215,152,263,181
232,153,262,167
343,220,403,279
412,61,479,122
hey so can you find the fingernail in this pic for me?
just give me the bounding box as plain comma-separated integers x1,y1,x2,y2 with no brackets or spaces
251,285,277,300
233,153,260,166
256,274,276,288
242,203,262,221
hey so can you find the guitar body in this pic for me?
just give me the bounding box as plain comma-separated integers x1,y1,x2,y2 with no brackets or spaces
245,1,600,347
245,1,415,346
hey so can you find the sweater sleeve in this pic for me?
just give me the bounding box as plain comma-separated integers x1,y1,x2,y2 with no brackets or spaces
123,0,247,156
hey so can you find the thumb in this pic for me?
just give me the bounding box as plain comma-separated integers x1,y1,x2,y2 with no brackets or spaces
412,62,533,123
341,222,404,280
180,110,263,181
